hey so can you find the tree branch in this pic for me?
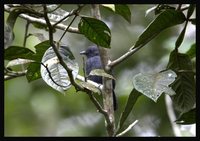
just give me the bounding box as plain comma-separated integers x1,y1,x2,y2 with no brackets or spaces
91,4,115,137
116,120,138,137
4,4,79,34
4,70,27,81
43,4,82,91
108,45,144,68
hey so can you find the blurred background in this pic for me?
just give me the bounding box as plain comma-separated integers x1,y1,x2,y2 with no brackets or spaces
4,4,196,136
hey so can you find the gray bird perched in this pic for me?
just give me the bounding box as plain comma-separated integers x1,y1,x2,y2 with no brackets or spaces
80,46,117,111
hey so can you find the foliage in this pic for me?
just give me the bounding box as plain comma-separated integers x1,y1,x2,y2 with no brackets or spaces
4,4,196,137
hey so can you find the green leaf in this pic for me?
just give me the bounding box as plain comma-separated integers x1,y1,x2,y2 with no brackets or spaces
101,4,131,23
4,46,35,60
117,89,141,132
190,18,196,25
175,108,196,124
115,4,131,23
167,50,196,113
89,69,115,80
26,62,41,82
32,40,51,61
78,17,111,48
133,9,186,49
154,4,175,15
186,43,196,59
175,24,187,49
187,4,195,19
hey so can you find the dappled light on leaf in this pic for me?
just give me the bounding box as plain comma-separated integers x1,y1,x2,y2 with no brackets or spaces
133,70,177,102
40,45,79,94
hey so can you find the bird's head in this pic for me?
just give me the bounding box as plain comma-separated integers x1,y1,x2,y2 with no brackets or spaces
80,46,100,58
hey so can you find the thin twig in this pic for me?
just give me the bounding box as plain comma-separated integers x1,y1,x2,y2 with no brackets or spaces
52,5,84,27
180,5,190,11
87,92,111,124
108,45,144,68
58,15,78,43
116,120,138,137
176,4,182,11
58,5,84,42
165,95,181,136
23,20,30,47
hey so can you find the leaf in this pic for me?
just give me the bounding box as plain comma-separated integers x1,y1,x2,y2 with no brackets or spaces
154,4,176,15
4,23,14,49
79,82,101,94
175,108,196,124
115,4,131,23
6,59,34,68
47,5,69,22
89,69,115,80
4,46,35,60
187,4,195,19
133,70,177,102
175,24,187,49
167,50,195,112
28,33,47,42
133,9,186,49
78,17,111,48
26,62,41,82
117,88,141,131
32,40,51,61
190,18,196,25
145,5,157,17
101,4,131,23
101,4,115,11
40,45,79,94
186,43,196,59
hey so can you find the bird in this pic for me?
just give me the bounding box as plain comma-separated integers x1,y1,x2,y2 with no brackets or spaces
80,46,117,111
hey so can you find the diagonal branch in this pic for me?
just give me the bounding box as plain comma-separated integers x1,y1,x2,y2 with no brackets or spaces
4,4,79,34
43,4,82,91
108,44,144,68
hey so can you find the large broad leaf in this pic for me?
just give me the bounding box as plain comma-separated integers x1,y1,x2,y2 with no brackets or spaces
115,4,131,23
175,108,196,125
167,50,195,113
117,88,141,132
175,24,187,49
4,46,35,60
186,43,196,59
78,17,111,48
101,4,131,23
133,9,186,49
133,70,177,102
40,45,79,94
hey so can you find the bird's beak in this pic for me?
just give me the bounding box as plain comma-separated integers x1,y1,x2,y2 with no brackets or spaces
80,50,86,55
